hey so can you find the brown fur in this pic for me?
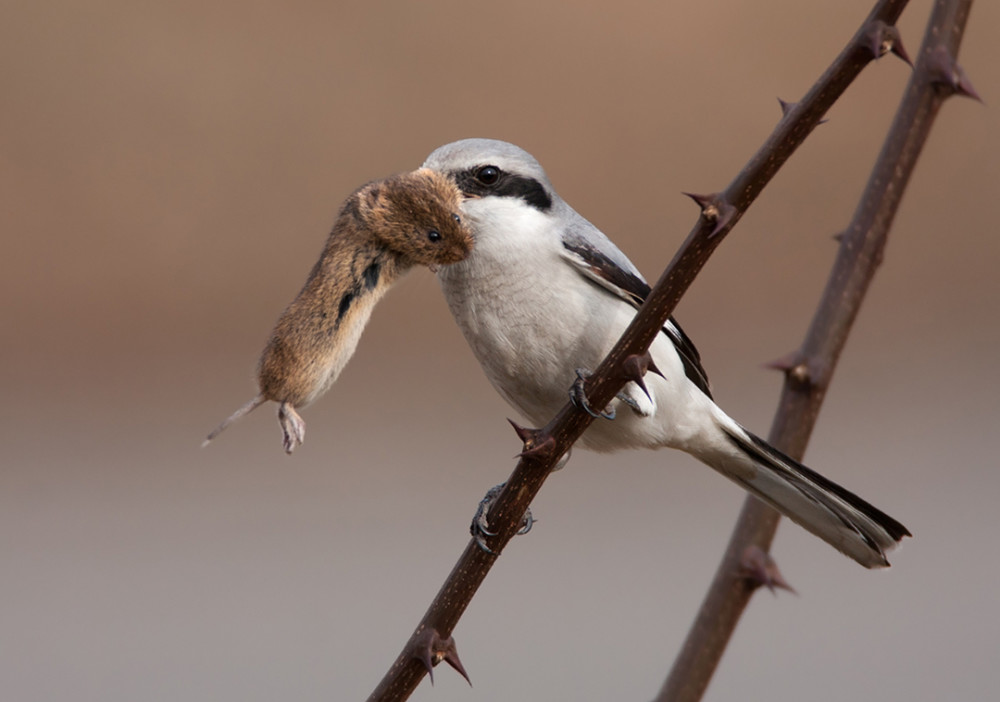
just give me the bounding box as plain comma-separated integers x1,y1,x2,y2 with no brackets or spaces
205,168,472,453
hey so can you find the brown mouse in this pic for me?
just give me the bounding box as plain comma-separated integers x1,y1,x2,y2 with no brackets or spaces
205,168,472,453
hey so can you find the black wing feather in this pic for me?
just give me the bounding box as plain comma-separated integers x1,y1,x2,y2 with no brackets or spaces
562,240,713,398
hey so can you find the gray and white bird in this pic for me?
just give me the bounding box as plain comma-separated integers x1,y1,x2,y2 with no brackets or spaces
423,138,910,568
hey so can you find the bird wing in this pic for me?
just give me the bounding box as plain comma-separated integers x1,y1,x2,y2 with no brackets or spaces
560,233,713,399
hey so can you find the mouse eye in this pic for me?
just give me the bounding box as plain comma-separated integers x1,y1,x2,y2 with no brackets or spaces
452,213,461,223
427,230,442,242
475,165,501,186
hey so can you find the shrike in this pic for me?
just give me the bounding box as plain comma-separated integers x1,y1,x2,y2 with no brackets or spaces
422,138,909,568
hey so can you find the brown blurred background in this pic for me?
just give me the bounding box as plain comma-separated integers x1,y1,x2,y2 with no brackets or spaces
2,1,997,700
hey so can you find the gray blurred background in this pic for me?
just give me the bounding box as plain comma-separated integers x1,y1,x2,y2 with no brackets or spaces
2,1,997,700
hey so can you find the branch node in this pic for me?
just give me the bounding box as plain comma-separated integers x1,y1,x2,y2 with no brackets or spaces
517,434,559,464
927,45,982,102
865,20,912,67
411,628,472,686
789,362,811,385
682,192,736,238
765,351,815,388
739,545,797,595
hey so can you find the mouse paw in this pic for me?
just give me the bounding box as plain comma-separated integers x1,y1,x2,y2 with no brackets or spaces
277,402,306,454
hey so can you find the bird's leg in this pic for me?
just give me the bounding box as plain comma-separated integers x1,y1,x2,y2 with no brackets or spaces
471,483,534,554
277,402,306,454
570,368,616,420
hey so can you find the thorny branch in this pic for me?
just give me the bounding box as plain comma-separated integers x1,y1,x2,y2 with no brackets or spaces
366,0,978,699
655,1,978,700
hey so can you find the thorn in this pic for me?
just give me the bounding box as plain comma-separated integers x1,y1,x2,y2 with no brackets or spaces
413,631,437,684
764,351,799,373
865,21,912,67
412,629,472,686
927,45,983,103
890,33,912,67
739,545,796,595
647,358,664,379
832,230,845,243
621,352,653,401
682,192,736,238
507,418,543,453
776,97,828,126
441,643,471,685
955,72,981,102
682,191,717,213
708,200,735,238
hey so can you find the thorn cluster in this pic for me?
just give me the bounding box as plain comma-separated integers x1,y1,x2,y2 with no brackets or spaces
865,20,912,66
411,629,471,686
508,419,557,462
682,192,736,238
507,419,542,453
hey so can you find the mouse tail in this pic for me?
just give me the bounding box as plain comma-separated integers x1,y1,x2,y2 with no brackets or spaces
202,395,267,447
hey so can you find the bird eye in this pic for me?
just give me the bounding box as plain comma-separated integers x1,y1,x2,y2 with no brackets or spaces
427,230,442,242
475,165,501,185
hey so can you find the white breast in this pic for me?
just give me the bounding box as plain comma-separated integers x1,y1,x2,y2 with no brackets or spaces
437,197,715,453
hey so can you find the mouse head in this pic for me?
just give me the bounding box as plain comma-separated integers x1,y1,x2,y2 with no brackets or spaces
359,169,473,266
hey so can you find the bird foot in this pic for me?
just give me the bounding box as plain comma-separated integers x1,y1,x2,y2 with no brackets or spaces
471,482,534,554
569,368,616,420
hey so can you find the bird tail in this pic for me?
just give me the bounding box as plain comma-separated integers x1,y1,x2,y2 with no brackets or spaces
693,415,911,568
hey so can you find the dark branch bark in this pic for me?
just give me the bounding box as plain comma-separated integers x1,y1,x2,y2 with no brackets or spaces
365,1,932,700
655,2,976,701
